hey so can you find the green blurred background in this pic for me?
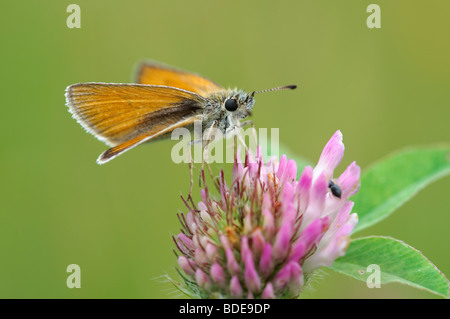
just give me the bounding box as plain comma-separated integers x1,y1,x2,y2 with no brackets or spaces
1,0,449,298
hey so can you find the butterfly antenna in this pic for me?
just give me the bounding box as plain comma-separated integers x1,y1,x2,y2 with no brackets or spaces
251,84,297,97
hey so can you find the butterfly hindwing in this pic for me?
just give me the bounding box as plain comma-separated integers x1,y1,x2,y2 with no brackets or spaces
135,61,222,97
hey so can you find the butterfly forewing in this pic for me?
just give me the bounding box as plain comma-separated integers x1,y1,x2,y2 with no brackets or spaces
66,83,205,147
136,61,222,96
96,116,198,164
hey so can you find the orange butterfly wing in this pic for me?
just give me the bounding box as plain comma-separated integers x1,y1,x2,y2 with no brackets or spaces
66,83,204,163
96,116,198,164
135,61,222,96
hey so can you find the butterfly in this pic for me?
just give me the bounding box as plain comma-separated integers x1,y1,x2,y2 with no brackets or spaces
65,61,296,164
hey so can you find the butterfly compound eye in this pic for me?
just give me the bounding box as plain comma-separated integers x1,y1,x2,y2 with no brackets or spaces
224,98,238,112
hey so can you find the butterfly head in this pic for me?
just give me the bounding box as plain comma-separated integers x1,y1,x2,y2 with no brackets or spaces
222,91,255,121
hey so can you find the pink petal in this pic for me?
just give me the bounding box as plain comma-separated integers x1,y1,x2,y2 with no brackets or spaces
278,158,297,186
273,262,304,296
286,262,304,297
289,217,329,262
210,262,226,286
205,243,218,261
177,233,194,252
315,130,345,179
259,243,273,277
262,208,275,240
185,212,197,232
285,159,298,183
261,283,275,299
303,204,358,272
194,247,208,267
337,161,361,199
195,269,211,289
250,228,266,256
301,172,328,230
296,166,313,213
241,236,261,293
273,222,293,260
230,275,243,298
200,189,208,205
276,154,288,179
244,258,261,293
273,263,291,292
220,235,240,275
281,182,297,225
320,202,354,247
178,256,196,276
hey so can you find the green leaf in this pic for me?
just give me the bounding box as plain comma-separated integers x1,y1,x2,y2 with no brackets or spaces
330,236,449,298
353,145,450,233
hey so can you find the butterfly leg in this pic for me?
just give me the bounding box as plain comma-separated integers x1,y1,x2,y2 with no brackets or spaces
186,144,194,198
185,138,204,197
242,120,258,151
239,119,254,129
200,121,220,191
227,120,257,155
